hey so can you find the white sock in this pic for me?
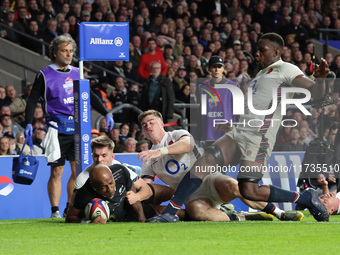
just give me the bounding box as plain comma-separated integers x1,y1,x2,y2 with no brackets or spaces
272,207,283,219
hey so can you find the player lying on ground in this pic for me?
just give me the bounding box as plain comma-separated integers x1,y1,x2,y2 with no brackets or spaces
68,136,184,223
73,136,152,206
66,136,151,223
67,135,299,222
146,32,330,223
66,164,145,223
138,110,303,221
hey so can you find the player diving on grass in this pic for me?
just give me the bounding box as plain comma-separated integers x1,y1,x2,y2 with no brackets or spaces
66,136,151,223
138,110,303,221
144,32,330,223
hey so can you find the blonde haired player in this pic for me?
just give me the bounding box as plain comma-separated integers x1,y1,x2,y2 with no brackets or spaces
138,110,303,221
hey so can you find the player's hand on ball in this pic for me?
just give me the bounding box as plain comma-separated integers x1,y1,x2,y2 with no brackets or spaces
92,216,107,224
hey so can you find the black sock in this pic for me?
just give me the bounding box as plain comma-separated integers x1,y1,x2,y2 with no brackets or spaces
263,203,276,214
268,185,299,203
163,172,202,215
51,206,59,213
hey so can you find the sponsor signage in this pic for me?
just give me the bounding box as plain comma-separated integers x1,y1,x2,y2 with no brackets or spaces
79,22,129,61
0,154,141,219
74,80,92,175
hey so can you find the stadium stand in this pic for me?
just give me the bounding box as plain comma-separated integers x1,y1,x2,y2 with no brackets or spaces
0,0,339,154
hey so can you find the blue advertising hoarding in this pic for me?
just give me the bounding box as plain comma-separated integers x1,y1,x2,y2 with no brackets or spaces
0,152,305,220
0,154,141,220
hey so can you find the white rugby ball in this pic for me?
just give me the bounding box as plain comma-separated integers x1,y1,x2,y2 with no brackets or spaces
84,198,110,220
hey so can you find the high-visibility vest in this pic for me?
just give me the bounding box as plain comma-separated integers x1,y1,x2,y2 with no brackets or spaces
94,88,113,109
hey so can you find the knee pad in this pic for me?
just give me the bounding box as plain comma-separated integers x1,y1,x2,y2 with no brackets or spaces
204,144,225,167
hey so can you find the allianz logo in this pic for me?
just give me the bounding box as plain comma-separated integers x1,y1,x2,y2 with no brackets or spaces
90,38,113,45
90,37,123,46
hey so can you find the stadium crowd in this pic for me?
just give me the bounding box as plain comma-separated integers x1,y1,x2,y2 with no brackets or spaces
0,0,339,156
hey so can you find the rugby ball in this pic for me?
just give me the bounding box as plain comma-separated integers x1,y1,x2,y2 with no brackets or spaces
84,198,110,220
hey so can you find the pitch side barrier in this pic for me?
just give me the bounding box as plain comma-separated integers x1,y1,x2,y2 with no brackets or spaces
0,152,310,220
93,103,190,131
94,103,143,130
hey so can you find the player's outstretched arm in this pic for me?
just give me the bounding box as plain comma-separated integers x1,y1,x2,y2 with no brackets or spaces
66,204,107,224
292,58,329,100
138,136,191,163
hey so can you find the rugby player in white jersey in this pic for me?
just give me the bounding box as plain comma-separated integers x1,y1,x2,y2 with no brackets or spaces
147,32,330,222
138,110,303,221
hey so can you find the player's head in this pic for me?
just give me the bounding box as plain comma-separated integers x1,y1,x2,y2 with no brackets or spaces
90,136,115,166
208,55,226,78
138,109,163,124
256,33,284,69
138,110,165,143
319,192,339,215
50,35,77,65
260,33,284,50
90,164,116,198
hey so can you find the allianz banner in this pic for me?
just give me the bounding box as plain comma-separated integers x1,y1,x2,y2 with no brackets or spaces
79,22,129,61
74,80,92,175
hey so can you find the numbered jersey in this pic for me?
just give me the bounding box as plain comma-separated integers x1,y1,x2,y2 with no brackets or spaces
141,130,200,189
238,59,303,135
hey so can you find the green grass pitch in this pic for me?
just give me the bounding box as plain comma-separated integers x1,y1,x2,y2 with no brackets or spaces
1,212,340,255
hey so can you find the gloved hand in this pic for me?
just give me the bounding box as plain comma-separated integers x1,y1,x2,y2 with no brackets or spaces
105,114,114,131
25,124,33,137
